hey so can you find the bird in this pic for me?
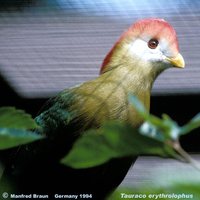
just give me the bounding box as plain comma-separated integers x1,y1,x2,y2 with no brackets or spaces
7,18,185,199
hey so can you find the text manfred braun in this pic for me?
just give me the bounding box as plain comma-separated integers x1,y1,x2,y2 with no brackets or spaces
10,194,49,199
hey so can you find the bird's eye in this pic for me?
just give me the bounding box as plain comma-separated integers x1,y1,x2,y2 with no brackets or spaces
148,39,159,49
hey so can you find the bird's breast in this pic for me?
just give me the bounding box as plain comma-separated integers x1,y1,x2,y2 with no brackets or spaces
70,78,150,130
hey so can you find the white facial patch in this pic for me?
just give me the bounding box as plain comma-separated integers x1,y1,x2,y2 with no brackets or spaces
159,38,174,57
125,38,164,62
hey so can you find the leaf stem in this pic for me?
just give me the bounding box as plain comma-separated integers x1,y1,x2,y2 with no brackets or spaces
173,141,200,171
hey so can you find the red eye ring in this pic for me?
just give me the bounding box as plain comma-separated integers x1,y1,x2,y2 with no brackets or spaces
148,39,159,49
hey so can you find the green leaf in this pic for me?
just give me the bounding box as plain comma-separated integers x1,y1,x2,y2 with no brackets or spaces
161,114,180,140
128,95,164,127
0,107,38,130
62,95,200,169
61,122,177,169
180,113,200,135
0,107,43,149
0,128,43,149
129,95,200,169
129,95,183,140
128,95,148,117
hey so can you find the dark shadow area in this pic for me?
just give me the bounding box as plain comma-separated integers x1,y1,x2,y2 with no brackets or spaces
0,0,39,11
0,0,71,12
0,75,46,118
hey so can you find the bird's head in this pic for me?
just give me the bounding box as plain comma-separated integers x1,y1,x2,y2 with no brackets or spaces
100,18,185,75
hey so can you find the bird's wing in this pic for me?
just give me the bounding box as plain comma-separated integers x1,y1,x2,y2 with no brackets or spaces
34,89,76,136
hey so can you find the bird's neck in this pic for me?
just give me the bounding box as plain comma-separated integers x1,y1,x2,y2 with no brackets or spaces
101,40,165,93
101,58,162,95
98,61,156,126
100,52,166,119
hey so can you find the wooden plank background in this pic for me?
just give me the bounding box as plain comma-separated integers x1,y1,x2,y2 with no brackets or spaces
0,0,200,98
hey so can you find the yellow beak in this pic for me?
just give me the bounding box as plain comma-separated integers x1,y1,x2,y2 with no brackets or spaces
165,53,185,68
